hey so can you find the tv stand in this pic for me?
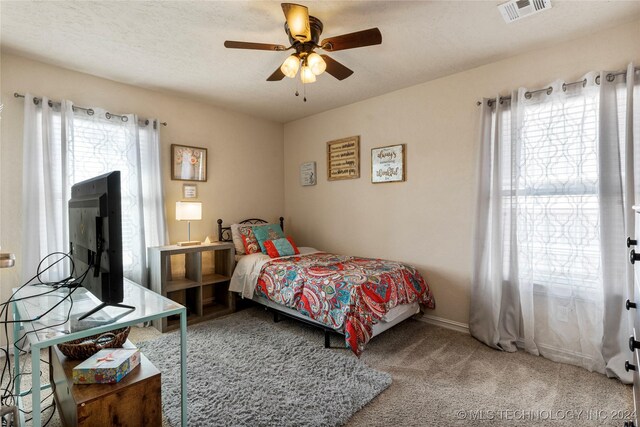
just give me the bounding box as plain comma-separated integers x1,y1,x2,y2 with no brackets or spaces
78,301,136,321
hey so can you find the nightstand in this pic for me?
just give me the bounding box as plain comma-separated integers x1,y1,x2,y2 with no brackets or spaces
148,242,235,332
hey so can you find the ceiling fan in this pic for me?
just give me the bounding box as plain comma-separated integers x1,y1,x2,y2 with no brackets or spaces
224,3,382,86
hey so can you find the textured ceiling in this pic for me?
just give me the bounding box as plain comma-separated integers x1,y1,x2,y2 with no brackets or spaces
2,1,640,123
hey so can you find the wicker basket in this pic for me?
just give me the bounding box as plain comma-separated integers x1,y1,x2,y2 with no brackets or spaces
57,327,131,359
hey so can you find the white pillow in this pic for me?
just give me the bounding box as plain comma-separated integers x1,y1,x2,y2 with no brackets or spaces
230,224,245,255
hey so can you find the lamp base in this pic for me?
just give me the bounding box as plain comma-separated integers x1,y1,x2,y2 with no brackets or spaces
177,240,201,247
0,253,15,269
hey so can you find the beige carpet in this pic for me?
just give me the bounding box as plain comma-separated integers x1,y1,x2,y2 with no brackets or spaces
3,308,633,426
235,308,633,427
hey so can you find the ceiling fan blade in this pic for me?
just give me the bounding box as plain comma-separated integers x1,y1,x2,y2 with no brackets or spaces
320,55,354,81
267,67,286,81
224,41,287,51
321,28,382,52
281,3,311,42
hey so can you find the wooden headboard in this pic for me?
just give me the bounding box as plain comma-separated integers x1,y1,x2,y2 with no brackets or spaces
217,217,284,242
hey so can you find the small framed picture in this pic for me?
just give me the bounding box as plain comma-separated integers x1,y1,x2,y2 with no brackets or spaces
171,144,207,181
183,184,197,199
371,144,406,183
300,161,316,186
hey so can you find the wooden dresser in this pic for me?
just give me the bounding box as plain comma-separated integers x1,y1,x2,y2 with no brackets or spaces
627,229,640,427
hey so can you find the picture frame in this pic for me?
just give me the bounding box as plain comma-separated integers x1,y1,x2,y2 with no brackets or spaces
300,161,317,186
183,184,197,199
371,144,406,183
327,136,360,181
171,144,208,182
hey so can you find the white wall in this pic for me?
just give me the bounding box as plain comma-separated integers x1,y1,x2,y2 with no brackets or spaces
283,19,640,326
0,53,284,297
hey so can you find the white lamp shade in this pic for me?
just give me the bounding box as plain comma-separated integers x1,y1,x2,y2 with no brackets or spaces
306,53,326,76
280,55,300,79
176,201,202,221
300,66,316,83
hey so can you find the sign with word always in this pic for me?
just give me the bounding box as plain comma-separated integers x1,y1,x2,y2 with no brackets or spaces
371,144,406,183
327,136,360,181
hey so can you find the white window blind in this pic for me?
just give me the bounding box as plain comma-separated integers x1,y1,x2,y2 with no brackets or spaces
51,111,143,280
500,89,604,297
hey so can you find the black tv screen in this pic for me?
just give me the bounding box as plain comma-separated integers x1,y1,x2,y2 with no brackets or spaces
68,171,125,317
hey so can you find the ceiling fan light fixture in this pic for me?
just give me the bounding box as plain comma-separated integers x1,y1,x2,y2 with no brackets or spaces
280,55,300,78
300,65,316,83
306,53,326,76
283,3,311,42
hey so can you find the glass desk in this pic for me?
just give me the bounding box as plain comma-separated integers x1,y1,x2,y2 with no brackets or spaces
11,279,187,426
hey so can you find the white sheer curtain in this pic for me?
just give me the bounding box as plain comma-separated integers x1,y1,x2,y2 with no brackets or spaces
471,64,639,382
139,121,170,253
22,96,69,281
21,94,168,286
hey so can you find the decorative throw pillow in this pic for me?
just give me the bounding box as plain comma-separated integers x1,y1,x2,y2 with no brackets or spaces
263,237,300,258
237,224,261,254
230,224,246,255
252,224,285,253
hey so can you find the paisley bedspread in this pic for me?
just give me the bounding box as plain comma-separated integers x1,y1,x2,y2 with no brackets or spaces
255,252,435,356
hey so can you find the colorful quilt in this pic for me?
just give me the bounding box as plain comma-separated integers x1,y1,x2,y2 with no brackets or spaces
256,252,435,356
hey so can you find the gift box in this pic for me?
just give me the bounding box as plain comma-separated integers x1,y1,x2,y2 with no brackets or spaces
72,348,141,384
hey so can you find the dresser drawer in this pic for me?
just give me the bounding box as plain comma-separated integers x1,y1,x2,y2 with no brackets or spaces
633,346,640,426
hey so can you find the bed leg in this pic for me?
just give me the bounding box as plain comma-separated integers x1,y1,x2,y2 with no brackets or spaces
273,311,280,323
324,330,330,348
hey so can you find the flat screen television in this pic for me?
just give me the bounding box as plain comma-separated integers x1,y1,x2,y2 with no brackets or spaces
68,171,134,320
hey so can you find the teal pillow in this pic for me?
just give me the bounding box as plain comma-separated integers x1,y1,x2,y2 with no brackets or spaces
252,224,285,253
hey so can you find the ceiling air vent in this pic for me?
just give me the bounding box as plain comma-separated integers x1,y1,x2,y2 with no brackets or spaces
498,0,552,23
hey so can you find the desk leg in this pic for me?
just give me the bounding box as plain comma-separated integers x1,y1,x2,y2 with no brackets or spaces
31,345,41,426
12,302,20,399
180,308,187,427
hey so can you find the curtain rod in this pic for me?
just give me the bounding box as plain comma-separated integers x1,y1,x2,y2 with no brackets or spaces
476,66,639,107
13,92,167,127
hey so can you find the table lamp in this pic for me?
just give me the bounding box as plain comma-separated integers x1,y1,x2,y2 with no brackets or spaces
176,201,202,246
0,252,15,268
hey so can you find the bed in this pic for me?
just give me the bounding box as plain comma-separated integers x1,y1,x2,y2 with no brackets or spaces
218,218,435,356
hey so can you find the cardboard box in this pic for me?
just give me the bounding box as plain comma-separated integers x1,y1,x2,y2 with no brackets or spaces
72,348,140,384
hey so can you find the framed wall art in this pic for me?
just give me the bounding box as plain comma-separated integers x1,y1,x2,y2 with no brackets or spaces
171,144,208,182
327,136,360,181
300,161,317,186
371,144,406,183
183,184,197,199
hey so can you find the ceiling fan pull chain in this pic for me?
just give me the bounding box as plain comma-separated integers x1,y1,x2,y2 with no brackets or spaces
304,82,307,102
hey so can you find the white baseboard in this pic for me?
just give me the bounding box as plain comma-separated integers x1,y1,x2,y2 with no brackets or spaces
416,314,470,334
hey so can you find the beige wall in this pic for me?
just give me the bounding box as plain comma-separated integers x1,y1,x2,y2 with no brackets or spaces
283,19,640,327
1,19,639,331
0,53,284,294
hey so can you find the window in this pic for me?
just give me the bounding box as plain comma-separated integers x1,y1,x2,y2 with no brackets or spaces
500,88,603,297
50,110,144,280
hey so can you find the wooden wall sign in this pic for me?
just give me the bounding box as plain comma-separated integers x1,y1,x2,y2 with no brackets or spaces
327,136,360,181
